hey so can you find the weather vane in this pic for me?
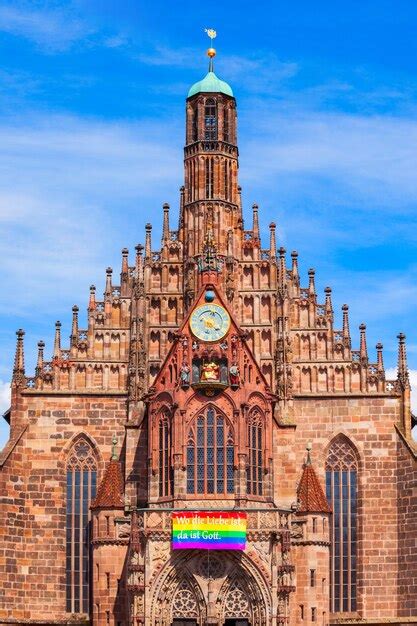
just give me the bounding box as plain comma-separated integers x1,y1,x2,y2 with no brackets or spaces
204,28,217,71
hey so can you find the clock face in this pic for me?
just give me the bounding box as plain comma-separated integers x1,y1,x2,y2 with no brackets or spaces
190,304,231,342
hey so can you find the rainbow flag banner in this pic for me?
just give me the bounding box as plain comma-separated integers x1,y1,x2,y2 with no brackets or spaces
172,511,247,551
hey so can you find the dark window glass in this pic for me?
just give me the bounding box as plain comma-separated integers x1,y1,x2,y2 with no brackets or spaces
186,407,234,495
158,415,172,497
246,413,263,495
204,98,217,140
326,437,358,613
66,439,97,614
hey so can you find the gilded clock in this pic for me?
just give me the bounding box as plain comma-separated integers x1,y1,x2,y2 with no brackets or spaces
190,303,230,342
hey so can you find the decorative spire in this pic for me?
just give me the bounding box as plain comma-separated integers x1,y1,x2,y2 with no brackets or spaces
205,27,217,72
121,247,129,275
111,435,118,461
297,443,331,514
291,251,299,284
359,323,368,361
13,329,25,379
252,203,259,241
308,268,316,296
269,222,276,259
88,285,96,311
342,304,351,347
376,342,384,373
324,287,333,318
71,305,79,347
278,246,286,283
105,267,113,300
145,223,152,260
53,321,61,359
91,451,124,510
36,340,45,376
397,332,410,388
162,203,170,243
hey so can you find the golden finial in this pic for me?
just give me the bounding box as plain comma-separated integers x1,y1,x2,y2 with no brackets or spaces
204,28,217,70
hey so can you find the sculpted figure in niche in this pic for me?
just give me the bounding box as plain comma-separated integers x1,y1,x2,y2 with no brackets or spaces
180,362,190,386
229,364,240,386
200,360,220,382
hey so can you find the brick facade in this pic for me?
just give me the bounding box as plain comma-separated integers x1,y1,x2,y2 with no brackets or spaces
1,52,416,626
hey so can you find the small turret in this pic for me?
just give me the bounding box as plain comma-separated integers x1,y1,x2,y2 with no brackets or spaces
397,332,410,389
145,223,152,261
105,267,113,300
308,268,316,297
53,321,61,359
12,329,25,384
342,304,351,348
359,323,368,362
162,203,170,243
71,306,79,347
88,285,96,311
324,287,333,319
376,342,384,374
35,340,45,377
252,203,260,242
269,222,276,260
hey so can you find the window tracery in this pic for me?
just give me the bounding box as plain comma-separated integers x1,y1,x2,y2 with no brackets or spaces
186,407,234,495
159,411,172,497
172,580,198,618
246,409,264,496
204,98,217,140
326,436,358,613
66,438,97,614
224,580,251,617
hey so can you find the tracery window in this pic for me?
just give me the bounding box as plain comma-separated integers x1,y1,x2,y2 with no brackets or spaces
66,438,97,614
223,107,229,142
326,436,358,613
204,98,217,140
246,410,263,495
159,411,173,497
192,108,198,142
186,407,234,495
205,157,214,198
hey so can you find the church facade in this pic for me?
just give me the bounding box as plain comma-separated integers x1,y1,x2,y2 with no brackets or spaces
0,48,416,626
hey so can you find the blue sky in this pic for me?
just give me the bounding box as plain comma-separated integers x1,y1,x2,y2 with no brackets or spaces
1,0,417,446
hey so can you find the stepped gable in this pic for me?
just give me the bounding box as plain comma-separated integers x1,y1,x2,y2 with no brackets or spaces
297,450,331,514
91,456,124,510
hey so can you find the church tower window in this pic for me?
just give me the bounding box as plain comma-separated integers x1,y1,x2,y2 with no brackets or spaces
246,410,263,495
326,436,358,613
204,98,217,140
223,106,229,142
186,407,234,495
159,412,172,497
66,438,97,614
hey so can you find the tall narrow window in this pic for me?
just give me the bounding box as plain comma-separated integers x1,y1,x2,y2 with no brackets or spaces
205,157,214,199
66,438,97,614
204,98,217,140
159,412,172,497
192,108,198,142
187,407,234,496
246,410,263,495
224,159,228,201
326,436,358,613
223,107,229,142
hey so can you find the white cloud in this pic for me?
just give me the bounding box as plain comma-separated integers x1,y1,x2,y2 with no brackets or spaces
0,114,181,316
0,4,92,51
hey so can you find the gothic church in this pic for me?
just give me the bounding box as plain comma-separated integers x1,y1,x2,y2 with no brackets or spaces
1,42,416,626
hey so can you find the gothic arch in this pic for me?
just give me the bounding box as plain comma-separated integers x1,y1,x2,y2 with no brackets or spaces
60,431,102,470
150,553,206,626
324,432,361,470
216,555,271,625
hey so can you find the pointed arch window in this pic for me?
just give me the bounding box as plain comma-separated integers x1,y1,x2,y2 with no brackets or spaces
66,438,97,614
192,107,198,142
187,407,234,495
246,410,263,496
159,411,173,497
326,437,358,613
204,98,217,140
223,107,230,142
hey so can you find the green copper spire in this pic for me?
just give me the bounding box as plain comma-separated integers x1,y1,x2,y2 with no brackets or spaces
188,28,234,99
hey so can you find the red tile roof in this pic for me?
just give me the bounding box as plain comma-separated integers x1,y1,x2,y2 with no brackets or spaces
91,459,124,509
297,463,331,514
